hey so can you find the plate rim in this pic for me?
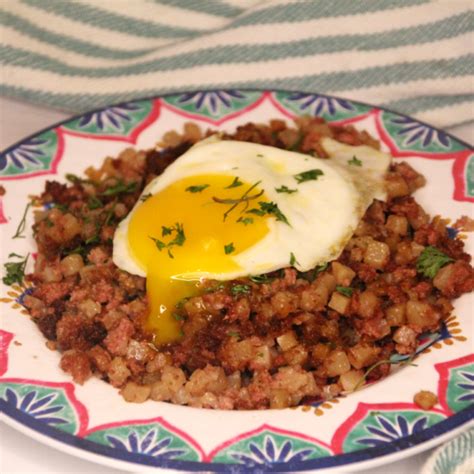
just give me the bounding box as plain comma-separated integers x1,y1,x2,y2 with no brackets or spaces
1,88,472,157
2,403,473,473
1,88,473,473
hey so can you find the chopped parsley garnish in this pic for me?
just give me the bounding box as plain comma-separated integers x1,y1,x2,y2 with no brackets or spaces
231,284,250,296
185,184,210,193
228,331,240,338
172,313,186,321
85,234,100,246
161,225,173,236
336,285,353,297
275,185,298,194
224,242,235,254
149,222,186,258
247,201,290,226
87,196,103,210
348,156,362,167
213,180,262,221
3,253,29,286
294,169,324,183
103,207,116,226
289,252,299,266
250,274,274,284
12,202,31,239
140,193,152,202
225,177,243,189
101,180,137,197
416,246,454,278
256,153,264,158
54,203,69,213
237,217,254,225
354,355,417,391
315,262,329,274
65,173,92,185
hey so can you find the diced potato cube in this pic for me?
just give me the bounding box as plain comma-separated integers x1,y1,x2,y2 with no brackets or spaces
283,345,308,366
332,262,356,286
324,350,351,377
406,301,439,328
328,292,351,314
414,390,438,410
364,240,390,269
386,303,406,326
385,215,408,236
348,343,381,369
358,291,380,319
339,369,364,392
276,331,298,351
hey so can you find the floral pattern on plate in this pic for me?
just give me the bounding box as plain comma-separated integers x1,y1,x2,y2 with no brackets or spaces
436,355,474,415
209,425,332,466
162,90,265,124
271,91,372,122
0,130,63,179
84,418,204,461
60,100,161,143
0,379,88,435
333,403,447,454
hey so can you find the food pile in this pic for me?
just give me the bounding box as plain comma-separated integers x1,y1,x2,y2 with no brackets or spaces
9,117,473,409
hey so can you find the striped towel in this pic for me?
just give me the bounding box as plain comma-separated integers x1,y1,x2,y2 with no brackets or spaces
0,0,472,131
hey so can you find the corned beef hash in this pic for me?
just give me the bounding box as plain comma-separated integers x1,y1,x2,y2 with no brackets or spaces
7,117,473,409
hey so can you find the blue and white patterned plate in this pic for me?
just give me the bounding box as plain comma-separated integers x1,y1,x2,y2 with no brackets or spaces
1,90,473,473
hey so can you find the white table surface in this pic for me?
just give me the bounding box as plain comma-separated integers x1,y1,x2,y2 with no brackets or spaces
0,95,472,474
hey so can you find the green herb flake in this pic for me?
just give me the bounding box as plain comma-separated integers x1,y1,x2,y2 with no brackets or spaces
256,153,264,158
213,180,262,221
140,193,152,202
250,274,274,284
315,262,329,275
289,252,299,267
354,356,418,391
185,184,210,193
225,177,243,189
336,285,353,297
172,313,186,321
224,242,235,255
162,225,173,236
228,331,240,339
294,169,324,184
247,201,290,226
12,202,31,239
348,156,362,167
54,203,69,213
2,253,29,286
416,246,454,279
231,284,250,296
85,234,100,246
101,180,137,197
237,217,254,226
65,173,92,185
275,185,298,194
149,222,186,258
44,217,54,228
87,196,103,210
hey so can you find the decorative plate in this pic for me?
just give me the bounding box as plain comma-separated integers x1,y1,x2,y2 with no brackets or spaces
1,90,473,473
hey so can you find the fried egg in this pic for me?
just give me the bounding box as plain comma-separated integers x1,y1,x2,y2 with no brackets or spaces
113,136,391,344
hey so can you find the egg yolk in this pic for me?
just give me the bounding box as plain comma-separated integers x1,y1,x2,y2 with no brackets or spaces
127,174,269,345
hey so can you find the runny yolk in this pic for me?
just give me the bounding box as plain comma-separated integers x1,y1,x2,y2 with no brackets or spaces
127,174,269,345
